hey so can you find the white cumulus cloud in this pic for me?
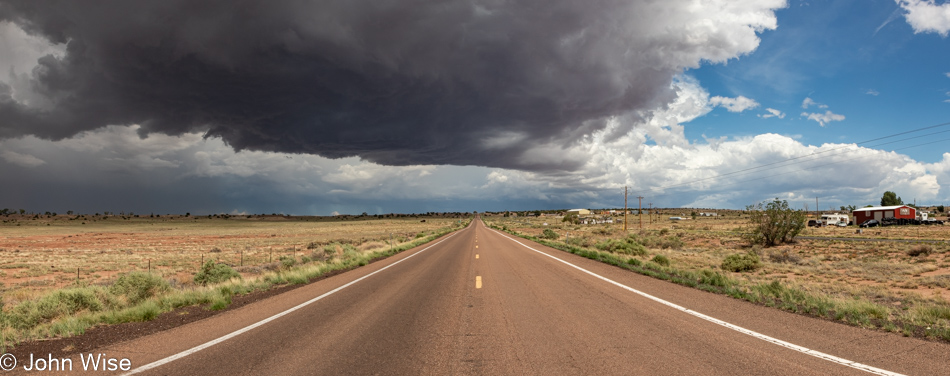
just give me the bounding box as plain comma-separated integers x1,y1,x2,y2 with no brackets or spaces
759,108,786,119
866,89,880,96
710,95,760,113
896,0,950,36
801,111,846,126
801,97,829,109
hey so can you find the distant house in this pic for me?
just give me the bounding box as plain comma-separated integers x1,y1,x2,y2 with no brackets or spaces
852,205,915,224
567,209,591,216
698,212,718,217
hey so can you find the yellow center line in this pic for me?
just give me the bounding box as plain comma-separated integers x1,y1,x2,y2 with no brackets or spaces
476,245,478,249
475,254,479,259
475,276,482,289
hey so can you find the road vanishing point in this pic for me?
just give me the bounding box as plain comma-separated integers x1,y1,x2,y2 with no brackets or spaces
56,219,950,375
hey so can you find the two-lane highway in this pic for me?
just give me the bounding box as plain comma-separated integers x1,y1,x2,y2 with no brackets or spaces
69,219,950,375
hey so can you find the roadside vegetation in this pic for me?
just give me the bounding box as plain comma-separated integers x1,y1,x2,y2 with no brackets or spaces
485,211,950,343
744,199,806,247
0,216,469,350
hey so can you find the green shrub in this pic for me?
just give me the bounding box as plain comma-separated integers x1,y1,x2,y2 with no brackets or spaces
595,238,646,256
110,272,170,305
6,287,104,329
699,269,729,287
342,244,359,258
279,255,296,269
744,199,806,247
193,260,241,286
562,213,579,224
567,235,593,248
721,251,760,272
541,229,559,240
209,286,234,311
660,236,684,249
323,245,337,259
651,254,670,266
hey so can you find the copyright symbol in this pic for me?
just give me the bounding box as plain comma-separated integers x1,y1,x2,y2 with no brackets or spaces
0,353,15,371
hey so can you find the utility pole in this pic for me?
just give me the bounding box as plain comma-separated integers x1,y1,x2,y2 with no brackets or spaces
637,196,645,229
816,197,819,219
623,186,628,232
649,203,653,224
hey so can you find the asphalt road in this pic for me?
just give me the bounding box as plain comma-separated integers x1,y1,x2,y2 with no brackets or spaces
42,219,950,375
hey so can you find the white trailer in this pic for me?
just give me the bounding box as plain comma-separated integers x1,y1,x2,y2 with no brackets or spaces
820,213,850,227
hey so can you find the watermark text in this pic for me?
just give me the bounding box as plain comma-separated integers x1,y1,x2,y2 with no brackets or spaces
1,353,131,372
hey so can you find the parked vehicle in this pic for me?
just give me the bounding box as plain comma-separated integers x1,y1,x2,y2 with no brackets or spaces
821,213,850,227
859,219,880,228
807,219,819,227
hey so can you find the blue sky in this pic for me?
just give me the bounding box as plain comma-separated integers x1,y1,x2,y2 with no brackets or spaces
0,0,949,215
688,0,950,164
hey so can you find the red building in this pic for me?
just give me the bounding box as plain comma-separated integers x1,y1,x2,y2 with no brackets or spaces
852,205,916,224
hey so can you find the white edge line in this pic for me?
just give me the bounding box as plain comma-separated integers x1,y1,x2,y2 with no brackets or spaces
489,228,905,376
121,230,462,375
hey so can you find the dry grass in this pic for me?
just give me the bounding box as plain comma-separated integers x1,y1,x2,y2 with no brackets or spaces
0,215,464,307
486,212,950,341
0,215,469,347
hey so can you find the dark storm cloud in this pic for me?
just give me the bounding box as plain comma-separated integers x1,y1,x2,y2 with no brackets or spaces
0,0,775,171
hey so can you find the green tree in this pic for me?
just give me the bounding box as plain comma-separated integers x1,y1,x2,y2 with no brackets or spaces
881,191,903,206
840,205,856,212
562,212,579,225
745,199,806,247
